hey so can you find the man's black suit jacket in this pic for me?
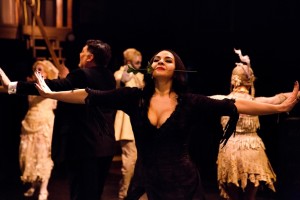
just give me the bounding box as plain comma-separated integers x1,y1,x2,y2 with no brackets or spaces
15,67,116,162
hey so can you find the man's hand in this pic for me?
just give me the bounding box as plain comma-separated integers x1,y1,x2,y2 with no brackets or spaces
58,64,70,78
121,65,133,83
0,68,11,91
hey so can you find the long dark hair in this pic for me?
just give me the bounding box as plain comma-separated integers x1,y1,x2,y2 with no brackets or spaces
142,50,188,105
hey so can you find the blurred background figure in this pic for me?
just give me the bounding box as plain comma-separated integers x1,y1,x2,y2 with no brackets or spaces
0,39,117,200
114,48,145,199
20,60,58,200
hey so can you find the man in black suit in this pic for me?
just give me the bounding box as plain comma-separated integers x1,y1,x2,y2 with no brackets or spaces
0,39,116,200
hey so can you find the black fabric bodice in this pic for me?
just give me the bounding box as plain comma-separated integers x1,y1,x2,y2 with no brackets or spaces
86,87,237,200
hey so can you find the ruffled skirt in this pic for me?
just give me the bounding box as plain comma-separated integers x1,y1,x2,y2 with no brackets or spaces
217,132,276,199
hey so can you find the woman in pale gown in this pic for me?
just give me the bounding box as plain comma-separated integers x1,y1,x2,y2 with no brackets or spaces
20,60,58,200
211,49,294,200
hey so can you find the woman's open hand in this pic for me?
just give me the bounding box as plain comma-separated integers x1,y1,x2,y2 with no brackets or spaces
34,71,52,97
280,81,300,112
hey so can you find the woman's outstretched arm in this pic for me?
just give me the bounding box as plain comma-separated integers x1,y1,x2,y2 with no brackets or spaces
34,71,87,104
35,71,299,115
234,81,299,115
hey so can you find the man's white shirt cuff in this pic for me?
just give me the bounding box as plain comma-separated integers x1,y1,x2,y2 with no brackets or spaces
8,82,18,94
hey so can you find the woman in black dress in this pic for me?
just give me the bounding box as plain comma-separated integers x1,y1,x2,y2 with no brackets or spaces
31,50,299,200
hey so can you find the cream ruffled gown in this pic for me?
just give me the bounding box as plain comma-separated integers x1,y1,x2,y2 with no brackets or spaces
19,95,57,183
214,92,276,199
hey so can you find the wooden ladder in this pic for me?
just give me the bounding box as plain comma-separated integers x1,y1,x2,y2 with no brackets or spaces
27,34,65,64
22,0,69,74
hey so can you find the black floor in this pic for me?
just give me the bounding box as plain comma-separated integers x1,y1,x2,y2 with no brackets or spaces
0,157,123,200
0,155,288,200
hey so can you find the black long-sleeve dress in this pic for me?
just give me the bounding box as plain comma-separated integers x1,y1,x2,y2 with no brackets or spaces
85,87,238,200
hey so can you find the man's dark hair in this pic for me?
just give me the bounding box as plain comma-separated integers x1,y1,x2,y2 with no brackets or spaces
86,39,112,67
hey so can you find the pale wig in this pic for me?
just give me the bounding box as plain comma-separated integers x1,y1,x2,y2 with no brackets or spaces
32,60,59,80
123,48,142,64
231,49,256,97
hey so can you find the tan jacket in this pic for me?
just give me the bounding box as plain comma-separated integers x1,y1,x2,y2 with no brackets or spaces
114,66,144,140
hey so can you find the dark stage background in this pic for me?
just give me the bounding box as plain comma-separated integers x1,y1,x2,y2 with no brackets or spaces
0,0,299,199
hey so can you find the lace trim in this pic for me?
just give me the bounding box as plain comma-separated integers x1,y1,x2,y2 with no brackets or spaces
217,133,276,198
221,115,260,134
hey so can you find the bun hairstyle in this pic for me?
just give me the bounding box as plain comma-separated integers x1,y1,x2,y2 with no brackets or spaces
231,49,256,97
32,60,59,80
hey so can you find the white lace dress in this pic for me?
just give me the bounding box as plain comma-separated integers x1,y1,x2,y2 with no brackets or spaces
19,95,57,183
